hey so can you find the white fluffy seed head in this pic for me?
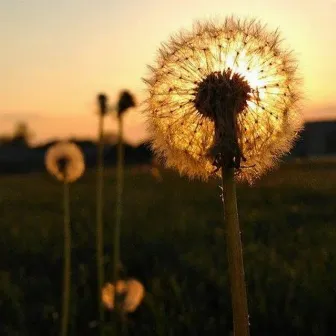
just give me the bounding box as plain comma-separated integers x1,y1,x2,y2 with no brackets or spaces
144,17,303,183
45,141,85,183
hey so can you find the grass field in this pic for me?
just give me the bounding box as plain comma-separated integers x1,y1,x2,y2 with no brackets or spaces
1,159,336,335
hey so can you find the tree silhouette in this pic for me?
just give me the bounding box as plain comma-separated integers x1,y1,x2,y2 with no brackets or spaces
11,121,32,147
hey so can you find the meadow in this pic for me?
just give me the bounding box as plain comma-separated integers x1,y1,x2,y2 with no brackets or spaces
1,159,336,335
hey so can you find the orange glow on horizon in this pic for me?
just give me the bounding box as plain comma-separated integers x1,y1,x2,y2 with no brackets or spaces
0,0,335,143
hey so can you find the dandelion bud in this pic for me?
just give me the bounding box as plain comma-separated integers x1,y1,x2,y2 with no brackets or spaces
97,93,108,116
144,17,303,183
117,90,136,117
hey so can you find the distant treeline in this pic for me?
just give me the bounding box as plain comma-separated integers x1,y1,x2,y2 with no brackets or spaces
0,140,153,175
1,120,336,175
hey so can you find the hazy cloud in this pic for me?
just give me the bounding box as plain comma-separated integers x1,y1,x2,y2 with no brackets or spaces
0,111,45,121
306,105,336,120
317,105,336,115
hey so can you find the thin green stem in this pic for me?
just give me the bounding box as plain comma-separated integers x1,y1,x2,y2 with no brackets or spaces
113,115,124,326
96,114,105,334
221,165,249,336
60,181,71,336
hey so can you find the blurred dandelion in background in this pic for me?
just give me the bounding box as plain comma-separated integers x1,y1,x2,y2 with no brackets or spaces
112,90,136,317
144,16,303,336
117,91,136,118
45,141,85,336
45,141,84,183
102,279,145,313
96,92,109,334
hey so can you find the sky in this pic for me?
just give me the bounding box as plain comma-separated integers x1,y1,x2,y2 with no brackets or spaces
1,0,336,145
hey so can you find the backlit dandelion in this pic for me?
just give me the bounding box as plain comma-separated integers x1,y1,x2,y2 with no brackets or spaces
102,279,145,313
144,17,302,183
144,17,303,336
45,141,84,336
45,141,84,183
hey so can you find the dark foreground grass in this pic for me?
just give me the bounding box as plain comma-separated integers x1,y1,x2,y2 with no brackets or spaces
1,159,336,335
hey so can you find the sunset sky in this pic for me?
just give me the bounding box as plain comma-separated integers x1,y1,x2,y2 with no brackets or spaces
1,0,336,145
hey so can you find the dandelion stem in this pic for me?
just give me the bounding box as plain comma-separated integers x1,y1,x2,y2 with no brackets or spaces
96,114,105,334
61,181,71,336
221,165,250,336
113,114,124,321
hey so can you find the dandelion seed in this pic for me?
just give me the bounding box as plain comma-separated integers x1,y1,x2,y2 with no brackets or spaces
144,17,302,183
102,279,145,313
45,142,84,183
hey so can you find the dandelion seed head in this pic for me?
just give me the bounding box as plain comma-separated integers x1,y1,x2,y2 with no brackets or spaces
45,141,85,183
144,17,303,183
101,279,145,313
